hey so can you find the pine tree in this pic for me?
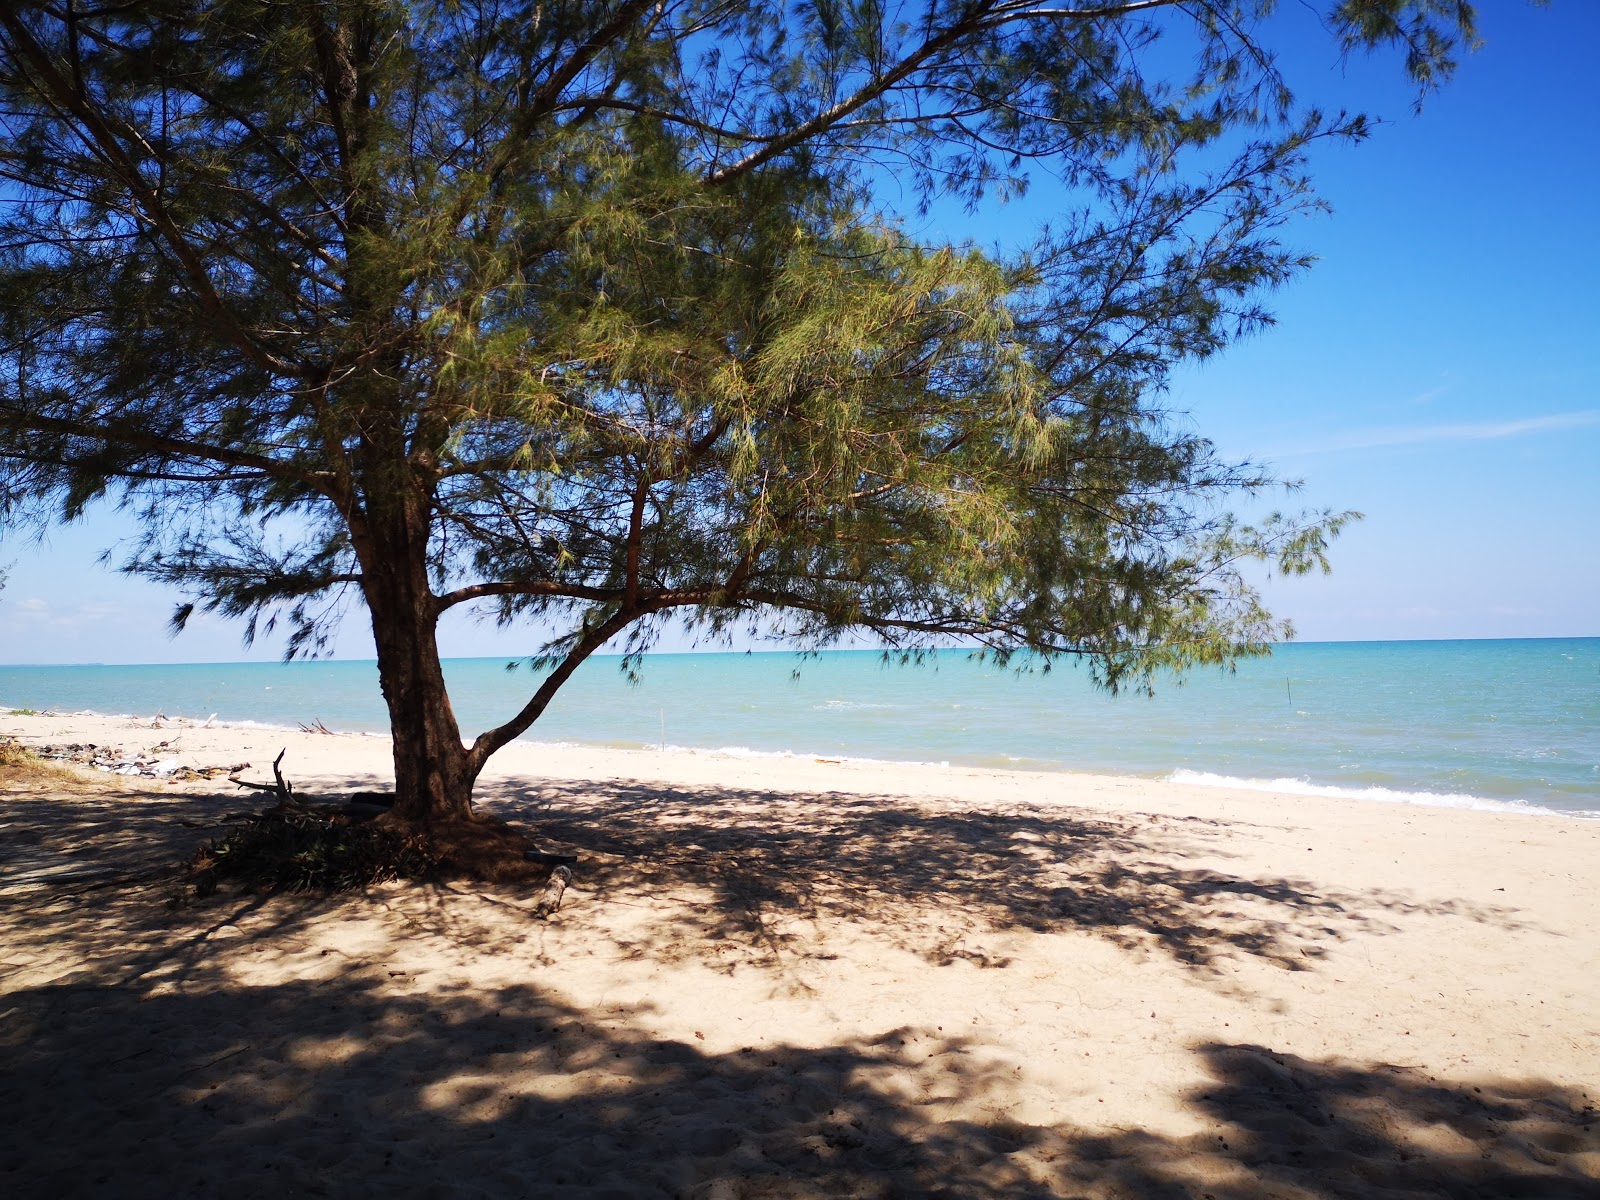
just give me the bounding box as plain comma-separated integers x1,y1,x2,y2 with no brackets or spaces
0,2,1472,823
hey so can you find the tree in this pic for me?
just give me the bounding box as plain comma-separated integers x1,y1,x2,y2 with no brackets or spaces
0,1,1473,826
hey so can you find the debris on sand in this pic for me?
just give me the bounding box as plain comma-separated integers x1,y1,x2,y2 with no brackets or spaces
29,742,242,782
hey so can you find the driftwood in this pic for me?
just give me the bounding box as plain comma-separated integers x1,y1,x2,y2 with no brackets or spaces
535,865,572,918
227,748,297,810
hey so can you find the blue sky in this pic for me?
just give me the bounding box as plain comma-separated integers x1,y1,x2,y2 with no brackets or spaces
1,2,1595,664
1172,0,1600,645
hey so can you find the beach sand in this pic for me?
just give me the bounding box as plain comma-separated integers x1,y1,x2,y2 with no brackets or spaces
3,710,1598,1197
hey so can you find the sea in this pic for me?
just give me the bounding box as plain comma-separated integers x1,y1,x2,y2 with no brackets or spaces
2,638,1596,818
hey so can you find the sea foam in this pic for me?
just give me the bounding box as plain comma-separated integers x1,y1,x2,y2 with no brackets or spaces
1166,769,1597,819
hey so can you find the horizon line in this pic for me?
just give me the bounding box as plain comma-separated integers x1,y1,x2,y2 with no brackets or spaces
2,633,1597,670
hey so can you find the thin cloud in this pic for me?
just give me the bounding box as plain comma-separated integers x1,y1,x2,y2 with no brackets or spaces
1270,410,1600,457
2,596,136,631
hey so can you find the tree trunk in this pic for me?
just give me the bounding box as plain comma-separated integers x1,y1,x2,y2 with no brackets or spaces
358,505,477,825
367,586,476,823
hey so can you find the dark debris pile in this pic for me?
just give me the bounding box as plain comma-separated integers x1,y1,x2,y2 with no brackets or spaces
30,742,246,782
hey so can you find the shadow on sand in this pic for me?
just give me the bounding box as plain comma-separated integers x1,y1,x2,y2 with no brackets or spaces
482,775,1528,974
0,769,1531,984
3,773,1592,1196
2,971,1596,1198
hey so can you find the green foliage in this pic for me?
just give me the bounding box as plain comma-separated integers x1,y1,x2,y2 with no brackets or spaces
0,2,1479,804
188,812,444,895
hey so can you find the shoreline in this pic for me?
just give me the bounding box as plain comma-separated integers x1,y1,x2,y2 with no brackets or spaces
4,703,1595,823
3,708,1599,1193
4,639,1596,815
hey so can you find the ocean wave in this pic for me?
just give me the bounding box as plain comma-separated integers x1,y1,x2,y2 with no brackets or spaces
0,704,133,719
647,742,952,768
0,703,385,738
1166,769,1598,819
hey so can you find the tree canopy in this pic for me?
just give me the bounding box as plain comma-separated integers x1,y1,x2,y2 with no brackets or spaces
0,1,1474,821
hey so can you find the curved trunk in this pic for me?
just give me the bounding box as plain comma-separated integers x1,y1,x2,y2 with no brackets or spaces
357,498,477,824
368,584,476,823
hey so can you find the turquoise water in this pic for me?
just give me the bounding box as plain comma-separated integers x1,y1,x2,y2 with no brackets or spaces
2,639,1596,816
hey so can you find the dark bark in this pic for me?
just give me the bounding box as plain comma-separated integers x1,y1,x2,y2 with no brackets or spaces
365,583,475,823
354,474,477,825
366,602,475,821
376,647,475,822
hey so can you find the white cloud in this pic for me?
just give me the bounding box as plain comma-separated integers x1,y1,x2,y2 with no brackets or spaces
3,596,137,631
1270,409,1600,457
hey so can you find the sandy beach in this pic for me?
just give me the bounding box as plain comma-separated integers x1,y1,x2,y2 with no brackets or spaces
3,709,1598,1197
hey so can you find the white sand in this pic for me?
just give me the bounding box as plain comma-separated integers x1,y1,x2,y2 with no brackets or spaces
3,710,1598,1197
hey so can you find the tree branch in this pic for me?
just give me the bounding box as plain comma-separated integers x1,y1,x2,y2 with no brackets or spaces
0,13,307,380
432,579,626,613
704,0,1187,186
466,603,641,770
0,407,327,486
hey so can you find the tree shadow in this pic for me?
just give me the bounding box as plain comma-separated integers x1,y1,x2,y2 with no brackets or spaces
479,776,1530,975
0,778,413,995
0,767,1537,994
3,775,1594,1196
0,768,396,892
1062,1042,1600,1199
0,782,215,888
2,973,1595,1198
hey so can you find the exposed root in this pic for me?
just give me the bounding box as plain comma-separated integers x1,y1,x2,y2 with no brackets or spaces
374,811,552,885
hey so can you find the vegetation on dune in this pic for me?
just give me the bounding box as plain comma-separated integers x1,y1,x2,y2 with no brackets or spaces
0,737,81,786
0,2,1479,826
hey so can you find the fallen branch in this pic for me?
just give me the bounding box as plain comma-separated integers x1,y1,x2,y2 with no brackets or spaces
227,748,297,809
